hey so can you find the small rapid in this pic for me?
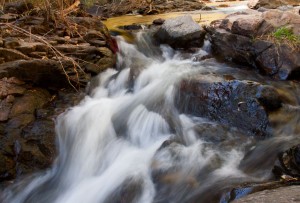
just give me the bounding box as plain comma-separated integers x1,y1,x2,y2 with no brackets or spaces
1,32,300,203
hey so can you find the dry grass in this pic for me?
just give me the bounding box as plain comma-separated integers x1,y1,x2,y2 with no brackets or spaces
256,27,300,51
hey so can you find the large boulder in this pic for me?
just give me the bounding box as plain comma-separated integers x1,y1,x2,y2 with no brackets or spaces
248,0,300,9
176,75,282,136
206,10,300,80
0,59,71,89
153,15,206,49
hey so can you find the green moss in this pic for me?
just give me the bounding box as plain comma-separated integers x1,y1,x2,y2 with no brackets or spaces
272,27,300,45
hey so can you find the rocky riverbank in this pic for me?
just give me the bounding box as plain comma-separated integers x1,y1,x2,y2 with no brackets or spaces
0,2,117,183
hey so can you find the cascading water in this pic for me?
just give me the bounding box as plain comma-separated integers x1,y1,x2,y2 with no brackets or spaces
1,32,300,203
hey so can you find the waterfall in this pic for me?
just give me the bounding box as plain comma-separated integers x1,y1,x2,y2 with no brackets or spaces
2,33,300,203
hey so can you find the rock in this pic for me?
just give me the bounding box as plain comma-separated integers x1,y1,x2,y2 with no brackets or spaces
202,6,217,11
9,89,50,118
273,144,300,179
16,42,48,55
0,48,29,62
231,15,264,37
248,0,300,9
0,77,26,99
84,30,105,42
3,37,21,49
3,1,34,14
176,77,282,136
0,38,3,47
28,52,47,59
153,18,165,25
255,42,300,79
118,24,144,31
0,89,82,182
206,10,300,80
0,59,72,89
85,57,115,74
0,13,18,22
7,113,35,129
153,15,206,49
206,27,255,65
104,178,143,203
0,99,12,122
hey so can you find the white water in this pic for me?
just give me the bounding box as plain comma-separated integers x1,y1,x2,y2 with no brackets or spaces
3,34,299,203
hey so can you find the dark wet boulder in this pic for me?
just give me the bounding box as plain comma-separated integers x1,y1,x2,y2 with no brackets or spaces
153,15,206,49
153,18,165,25
273,144,300,179
176,77,282,136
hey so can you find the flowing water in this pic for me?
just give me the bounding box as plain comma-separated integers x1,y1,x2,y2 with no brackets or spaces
1,32,300,203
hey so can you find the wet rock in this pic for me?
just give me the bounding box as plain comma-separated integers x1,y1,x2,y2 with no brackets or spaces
153,18,165,25
260,10,300,35
118,24,144,31
206,27,254,65
28,52,47,59
176,77,282,136
0,59,70,89
248,0,300,9
273,144,300,179
231,15,264,37
104,178,143,203
153,15,206,49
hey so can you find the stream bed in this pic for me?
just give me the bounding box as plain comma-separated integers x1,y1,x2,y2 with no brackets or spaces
1,28,300,203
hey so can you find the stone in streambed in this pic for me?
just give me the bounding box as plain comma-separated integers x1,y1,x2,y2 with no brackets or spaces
153,15,206,49
176,76,282,136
